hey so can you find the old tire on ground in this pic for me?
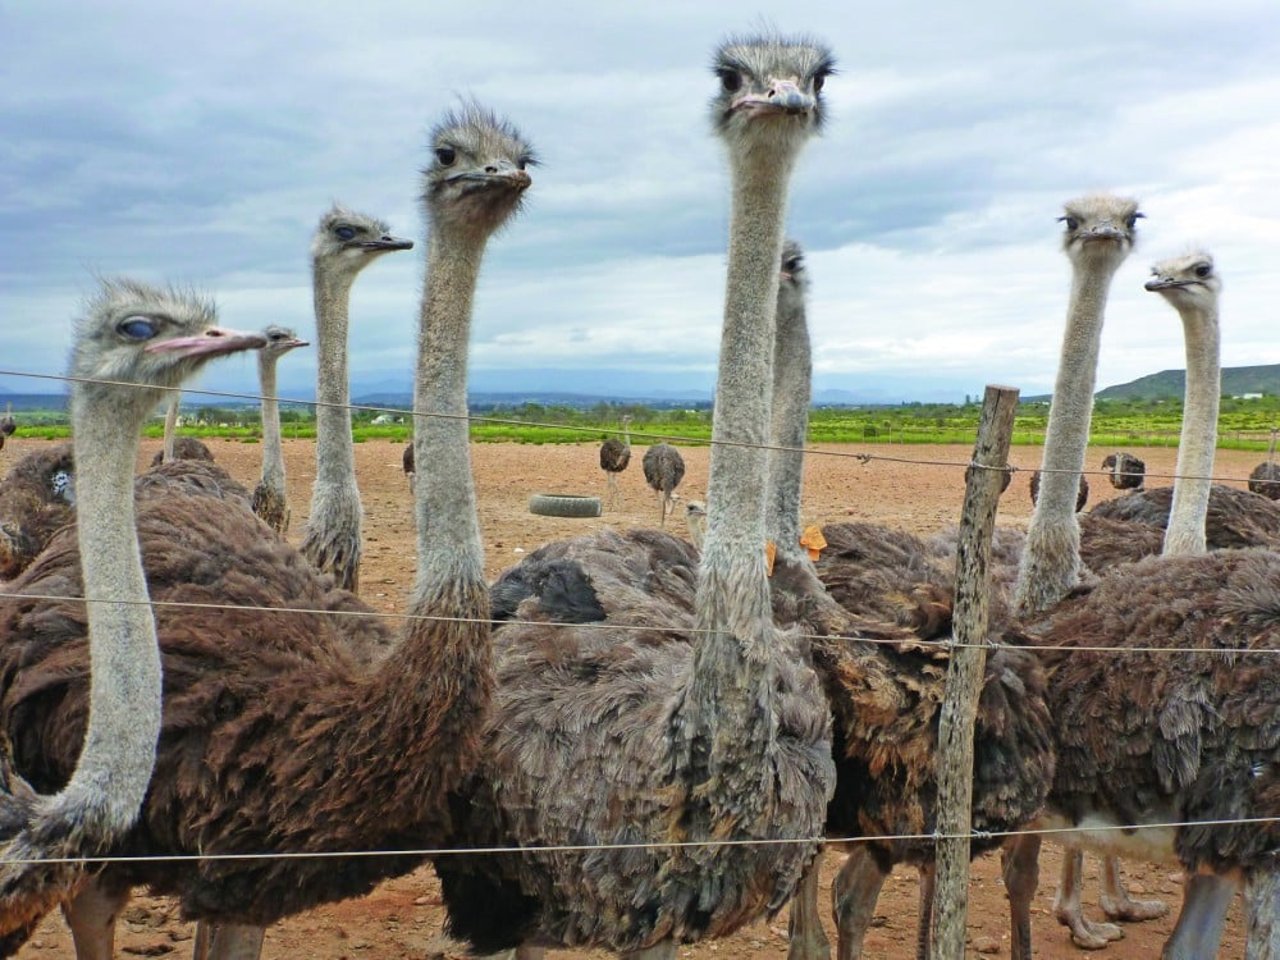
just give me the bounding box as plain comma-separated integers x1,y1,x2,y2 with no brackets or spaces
528,493,602,518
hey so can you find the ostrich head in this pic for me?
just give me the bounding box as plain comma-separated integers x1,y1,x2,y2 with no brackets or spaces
1144,250,1221,310
778,238,808,321
262,324,310,358
710,34,834,158
1058,193,1142,266
685,499,708,551
423,104,536,237
310,205,414,277
71,279,267,419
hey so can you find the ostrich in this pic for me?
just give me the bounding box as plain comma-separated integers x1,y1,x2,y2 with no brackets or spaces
599,414,633,510
298,205,413,592
0,280,266,950
0,444,75,583
1028,468,1088,511
0,405,14,454
402,442,415,492
250,325,309,534
149,394,215,467
1101,451,1145,490
642,442,685,526
1,105,529,960
434,35,838,958
1248,430,1280,499
1003,256,1277,960
750,239,1051,960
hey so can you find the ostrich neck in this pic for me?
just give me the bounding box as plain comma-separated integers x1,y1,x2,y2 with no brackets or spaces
258,353,285,490
766,301,811,561
162,394,179,463
1163,303,1220,556
55,390,162,838
1015,254,1121,615
312,268,358,490
679,147,797,786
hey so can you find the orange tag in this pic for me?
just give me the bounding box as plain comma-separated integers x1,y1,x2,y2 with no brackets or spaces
799,524,827,561
765,540,777,577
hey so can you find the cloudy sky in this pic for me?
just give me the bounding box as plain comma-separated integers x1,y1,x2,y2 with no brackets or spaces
3,0,1278,404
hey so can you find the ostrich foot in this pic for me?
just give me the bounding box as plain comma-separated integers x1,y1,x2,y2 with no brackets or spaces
1099,856,1170,922
1054,907,1123,950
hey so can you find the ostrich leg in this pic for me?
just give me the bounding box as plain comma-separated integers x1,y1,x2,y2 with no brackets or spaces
788,857,832,960
1099,855,1169,922
832,847,890,960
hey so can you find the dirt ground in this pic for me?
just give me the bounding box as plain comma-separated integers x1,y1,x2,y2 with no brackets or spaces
8,436,1258,959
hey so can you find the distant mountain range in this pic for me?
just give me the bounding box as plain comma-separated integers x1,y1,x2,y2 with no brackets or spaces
1094,364,1280,401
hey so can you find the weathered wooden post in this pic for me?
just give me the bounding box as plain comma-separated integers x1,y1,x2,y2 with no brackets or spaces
930,384,1020,958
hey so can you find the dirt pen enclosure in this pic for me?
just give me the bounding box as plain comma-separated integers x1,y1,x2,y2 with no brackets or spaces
7,436,1255,959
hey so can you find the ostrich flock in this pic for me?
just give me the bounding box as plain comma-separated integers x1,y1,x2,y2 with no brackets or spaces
0,30,1277,960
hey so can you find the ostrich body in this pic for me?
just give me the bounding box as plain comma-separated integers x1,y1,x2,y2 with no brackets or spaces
599,414,633,510
402,442,415,492
0,444,75,583
757,243,1051,960
250,325,309,534
642,442,685,527
298,206,412,592
1090,484,1280,551
1101,451,1145,490
0,280,266,950
2,106,527,960
150,397,214,468
1249,430,1280,499
0,405,14,454
1028,468,1088,511
434,36,837,957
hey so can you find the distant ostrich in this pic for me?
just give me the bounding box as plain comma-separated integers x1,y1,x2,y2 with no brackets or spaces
642,442,685,526
598,414,633,510
299,205,413,592
1007,257,1278,960
0,280,266,951
0,444,75,583
1101,450,1145,490
1028,467,1088,511
751,238,1051,960
250,325,309,534
1248,429,1280,499
402,442,415,492
149,395,214,467
2,105,527,960
0,404,14,454
434,35,838,957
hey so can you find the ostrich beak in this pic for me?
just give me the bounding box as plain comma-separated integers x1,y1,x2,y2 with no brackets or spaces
359,235,414,252
146,328,269,359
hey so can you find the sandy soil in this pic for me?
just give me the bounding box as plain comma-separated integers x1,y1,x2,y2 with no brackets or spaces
8,436,1258,959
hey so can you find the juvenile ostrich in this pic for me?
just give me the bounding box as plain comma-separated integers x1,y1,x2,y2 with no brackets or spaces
1008,255,1279,960
1101,451,1145,490
149,395,214,467
250,325,309,534
1,105,528,960
599,414,633,510
298,205,413,592
434,35,838,958
1248,430,1280,499
1028,468,1088,511
0,444,75,582
755,239,1051,960
642,442,685,526
0,280,266,950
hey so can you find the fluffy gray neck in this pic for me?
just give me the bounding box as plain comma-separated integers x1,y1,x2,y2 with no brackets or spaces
766,296,810,562
696,150,796,654
259,351,285,492
1015,254,1121,615
162,394,178,463
52,389,162,838
410,230,486,602
1163,301,1220,556
311,268,359,490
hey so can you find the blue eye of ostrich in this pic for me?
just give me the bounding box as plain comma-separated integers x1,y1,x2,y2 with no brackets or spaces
117,316,158,340
335,225,357,241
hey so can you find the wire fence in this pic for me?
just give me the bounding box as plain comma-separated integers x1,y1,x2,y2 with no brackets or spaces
2,366,1279,872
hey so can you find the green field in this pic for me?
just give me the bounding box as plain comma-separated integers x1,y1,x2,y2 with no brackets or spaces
12,396,1280,452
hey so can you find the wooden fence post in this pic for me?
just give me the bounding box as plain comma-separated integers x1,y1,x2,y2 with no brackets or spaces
929,384,1020,959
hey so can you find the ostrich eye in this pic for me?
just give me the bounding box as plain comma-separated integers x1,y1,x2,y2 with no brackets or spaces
812,72,826,94
435,146,457,166
1125,212,1144,230
517,154,534,170
1194,263,1212,278
1058,216,1080,232
118,316,158,341
785,257,802,272
717,68,742,94
334,225,357,241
